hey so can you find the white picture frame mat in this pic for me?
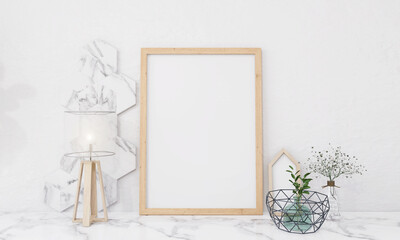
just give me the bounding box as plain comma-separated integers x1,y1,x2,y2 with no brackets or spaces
146,54,257,208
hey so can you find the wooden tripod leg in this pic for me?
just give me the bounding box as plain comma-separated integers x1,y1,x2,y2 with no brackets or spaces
96,161,108,221
82,162,93,227
72,162,84,222
90,162,98,218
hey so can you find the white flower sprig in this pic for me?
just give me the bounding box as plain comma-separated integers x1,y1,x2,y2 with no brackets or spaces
306,144,366,181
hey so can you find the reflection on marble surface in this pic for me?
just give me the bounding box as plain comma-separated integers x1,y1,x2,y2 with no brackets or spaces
0,212,399,240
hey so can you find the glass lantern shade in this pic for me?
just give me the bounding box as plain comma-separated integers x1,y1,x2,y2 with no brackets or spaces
64,111,117,159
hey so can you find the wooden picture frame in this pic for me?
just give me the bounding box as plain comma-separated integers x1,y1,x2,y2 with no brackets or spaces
140,48,263,215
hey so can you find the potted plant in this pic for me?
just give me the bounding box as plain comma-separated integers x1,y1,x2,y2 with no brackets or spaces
282,166,313,232
306,144,367,220
266,165,330,234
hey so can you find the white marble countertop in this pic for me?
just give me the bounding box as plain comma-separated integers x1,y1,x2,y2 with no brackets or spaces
0,212,399,240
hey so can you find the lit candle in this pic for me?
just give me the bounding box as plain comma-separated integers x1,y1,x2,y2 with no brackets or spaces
87,134,93,161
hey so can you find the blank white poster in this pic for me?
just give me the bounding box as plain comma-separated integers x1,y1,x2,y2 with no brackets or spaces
146,54,256,208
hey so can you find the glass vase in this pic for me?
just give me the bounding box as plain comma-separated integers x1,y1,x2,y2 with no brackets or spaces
323,181,341,220
282,196,312,233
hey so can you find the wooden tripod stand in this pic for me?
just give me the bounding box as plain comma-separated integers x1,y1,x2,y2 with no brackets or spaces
72,160,108,227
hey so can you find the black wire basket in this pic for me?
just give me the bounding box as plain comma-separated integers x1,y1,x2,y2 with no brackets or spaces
266,189,330,234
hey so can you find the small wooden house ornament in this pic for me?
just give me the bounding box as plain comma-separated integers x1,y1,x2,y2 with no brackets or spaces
268,149,301,192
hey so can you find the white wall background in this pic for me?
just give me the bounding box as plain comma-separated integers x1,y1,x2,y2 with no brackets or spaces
0,0,399,212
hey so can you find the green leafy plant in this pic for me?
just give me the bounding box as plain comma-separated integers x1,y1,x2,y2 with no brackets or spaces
286,165,312,199
284,166,314,224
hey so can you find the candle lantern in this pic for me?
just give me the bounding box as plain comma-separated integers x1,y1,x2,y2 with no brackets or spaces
64,111,116,227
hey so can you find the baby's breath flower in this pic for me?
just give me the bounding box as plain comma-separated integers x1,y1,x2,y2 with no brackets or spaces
306,144,366,181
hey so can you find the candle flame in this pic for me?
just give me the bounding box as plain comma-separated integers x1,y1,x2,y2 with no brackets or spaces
86,134,93,143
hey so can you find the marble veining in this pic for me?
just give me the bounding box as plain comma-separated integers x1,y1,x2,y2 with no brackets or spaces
0,212,399,240
65,39,137,114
